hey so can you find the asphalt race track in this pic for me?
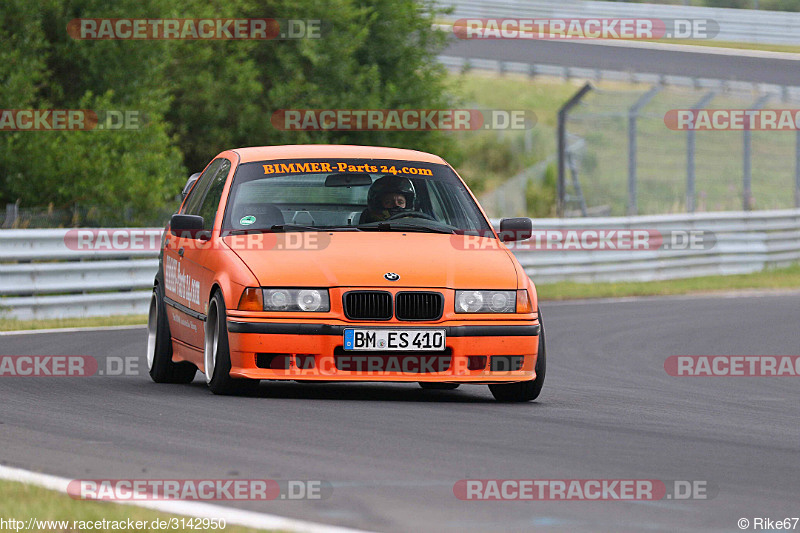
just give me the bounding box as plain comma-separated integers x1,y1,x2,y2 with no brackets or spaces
444,38,800,86
1,293,799,532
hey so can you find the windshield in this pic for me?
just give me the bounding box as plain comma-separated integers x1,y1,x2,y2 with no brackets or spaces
222,158,493,234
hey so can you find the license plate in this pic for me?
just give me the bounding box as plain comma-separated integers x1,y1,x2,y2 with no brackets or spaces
343,329,446,351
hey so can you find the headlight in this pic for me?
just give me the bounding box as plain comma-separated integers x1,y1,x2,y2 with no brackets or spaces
297,289,325,311
455,290,516,313
263,288,330,312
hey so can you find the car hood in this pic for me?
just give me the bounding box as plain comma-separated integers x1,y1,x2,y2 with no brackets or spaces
223,231,519,289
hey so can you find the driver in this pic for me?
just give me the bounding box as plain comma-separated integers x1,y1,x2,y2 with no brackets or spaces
360,175,416,223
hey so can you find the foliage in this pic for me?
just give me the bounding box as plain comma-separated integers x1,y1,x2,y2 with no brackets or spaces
526,162,556,218
0,0,458,225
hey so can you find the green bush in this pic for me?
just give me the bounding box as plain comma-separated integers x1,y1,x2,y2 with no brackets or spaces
526,162,557,218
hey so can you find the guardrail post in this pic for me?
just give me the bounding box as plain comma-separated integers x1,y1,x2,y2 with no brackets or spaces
743,94,771,211
796,129,800,208
628,85,663,216
557,82,593,217
686,91,716,213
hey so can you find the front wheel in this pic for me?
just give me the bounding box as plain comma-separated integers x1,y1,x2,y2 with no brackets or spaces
489,311,546,402
205,292,260,395
147,285,197,384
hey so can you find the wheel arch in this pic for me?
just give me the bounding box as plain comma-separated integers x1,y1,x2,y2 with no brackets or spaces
209,282,224,308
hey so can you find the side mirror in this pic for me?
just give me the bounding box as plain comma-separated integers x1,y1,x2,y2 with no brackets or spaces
498,218,533,242
170,214,207,239
181,172,202,201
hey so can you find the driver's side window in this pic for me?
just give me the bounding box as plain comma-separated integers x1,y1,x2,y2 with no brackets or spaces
197,160,232,230
182,159,224,215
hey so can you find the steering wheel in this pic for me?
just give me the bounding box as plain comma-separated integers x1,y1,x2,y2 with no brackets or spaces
385,210,438,222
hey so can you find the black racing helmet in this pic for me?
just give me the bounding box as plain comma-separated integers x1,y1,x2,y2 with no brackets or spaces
367,175,416,212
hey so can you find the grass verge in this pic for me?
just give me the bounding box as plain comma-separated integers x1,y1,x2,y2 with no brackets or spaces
454,68,800,215
537,263,800,300
451,73,595,199
0,315,147,332
649,39,800,54
0,479,276,533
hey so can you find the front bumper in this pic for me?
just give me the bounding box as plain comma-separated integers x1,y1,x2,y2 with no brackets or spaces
225,319,540,383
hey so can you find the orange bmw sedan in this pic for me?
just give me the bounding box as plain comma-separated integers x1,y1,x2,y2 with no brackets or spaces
147,145,545,402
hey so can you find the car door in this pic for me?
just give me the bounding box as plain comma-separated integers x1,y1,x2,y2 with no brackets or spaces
163,158,229,348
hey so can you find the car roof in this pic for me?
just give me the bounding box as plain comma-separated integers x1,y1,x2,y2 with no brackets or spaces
230,144,447,165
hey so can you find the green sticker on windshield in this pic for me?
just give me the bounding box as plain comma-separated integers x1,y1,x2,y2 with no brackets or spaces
240,215,256,226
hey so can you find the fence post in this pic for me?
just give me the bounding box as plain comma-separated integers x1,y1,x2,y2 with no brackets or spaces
743,94,770,211
567,151,588,217
627,85,663,216
557,82,593,217
686,91,716,213
2,202,19,229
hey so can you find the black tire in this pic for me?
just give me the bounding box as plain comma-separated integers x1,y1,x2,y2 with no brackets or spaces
147,285,197,384
419,382,460,390
205,291,260,396
489,311,546,402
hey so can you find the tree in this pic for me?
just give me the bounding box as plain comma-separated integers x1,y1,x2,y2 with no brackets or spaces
168,0,460,172
1,0,460,225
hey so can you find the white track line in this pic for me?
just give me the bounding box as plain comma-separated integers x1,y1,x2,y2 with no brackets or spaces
0,324,146,336
0,465,374,533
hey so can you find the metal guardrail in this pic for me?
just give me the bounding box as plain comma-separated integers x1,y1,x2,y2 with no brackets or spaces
437,55,800,102
440,0,800,45
0,229,161,320
499,209,800,283
1,210,799,319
